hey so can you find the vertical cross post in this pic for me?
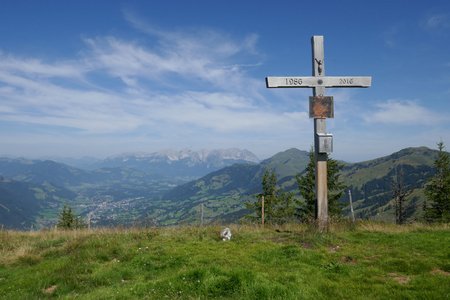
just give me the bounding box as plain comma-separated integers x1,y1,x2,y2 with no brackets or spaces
312,36,328,231
265,35,371,231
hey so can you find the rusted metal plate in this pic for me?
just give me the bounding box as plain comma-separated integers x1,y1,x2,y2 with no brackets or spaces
309,96,334,118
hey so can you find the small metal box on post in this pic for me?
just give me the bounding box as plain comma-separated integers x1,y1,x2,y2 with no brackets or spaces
317,133,333,154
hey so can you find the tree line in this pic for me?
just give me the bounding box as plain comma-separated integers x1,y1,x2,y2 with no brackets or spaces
246,142,450,225
245,149,345,224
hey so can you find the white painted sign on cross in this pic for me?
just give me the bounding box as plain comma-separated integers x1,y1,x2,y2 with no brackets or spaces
265,36,372,230
266,76,371,88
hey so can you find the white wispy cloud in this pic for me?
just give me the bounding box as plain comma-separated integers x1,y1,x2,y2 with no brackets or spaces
0,53,86,79
0,12,306,145
364,100,446,125
422,13,450,30
120,11,263,95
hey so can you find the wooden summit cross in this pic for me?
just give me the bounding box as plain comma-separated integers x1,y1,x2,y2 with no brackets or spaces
266,36,371,230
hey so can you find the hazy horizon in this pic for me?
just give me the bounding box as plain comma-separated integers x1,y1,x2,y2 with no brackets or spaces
0,144,439,164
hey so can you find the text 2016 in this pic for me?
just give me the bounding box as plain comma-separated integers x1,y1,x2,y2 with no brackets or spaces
339,78,354,84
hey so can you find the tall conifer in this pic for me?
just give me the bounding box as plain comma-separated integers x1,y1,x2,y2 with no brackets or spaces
296,148,345,222
424,141,450,222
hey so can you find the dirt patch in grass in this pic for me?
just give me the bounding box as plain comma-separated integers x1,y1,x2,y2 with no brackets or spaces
341,256,357,265
42,285,57,295
329,245,341,253
388,273,410,285
431,268,450,276
301,241,313,249
364,254,382,261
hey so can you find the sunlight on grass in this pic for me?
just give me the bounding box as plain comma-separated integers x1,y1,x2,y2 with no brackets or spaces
0,222,448,299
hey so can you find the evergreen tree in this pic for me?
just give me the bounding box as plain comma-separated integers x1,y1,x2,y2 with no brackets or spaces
392,165,408,224
245,169,275,223
57,204,86,229
296,148,346,222
327,157,346,216
424,141,450,223
296,150,315,221
245,169,295,224
273,190,296,224
262,169,277,222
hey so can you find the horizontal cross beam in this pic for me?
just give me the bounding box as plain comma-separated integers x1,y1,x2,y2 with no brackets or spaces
266,76,372,88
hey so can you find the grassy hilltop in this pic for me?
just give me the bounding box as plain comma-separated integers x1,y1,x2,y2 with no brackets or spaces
0,222,449,299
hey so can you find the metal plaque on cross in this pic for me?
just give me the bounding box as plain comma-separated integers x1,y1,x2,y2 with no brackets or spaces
309,96,334,118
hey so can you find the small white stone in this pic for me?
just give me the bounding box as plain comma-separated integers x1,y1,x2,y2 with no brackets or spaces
220,227,232,241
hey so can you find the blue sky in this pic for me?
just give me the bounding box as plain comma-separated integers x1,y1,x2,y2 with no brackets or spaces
0,0,449,162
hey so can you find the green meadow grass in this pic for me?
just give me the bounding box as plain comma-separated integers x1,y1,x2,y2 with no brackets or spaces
0,222,449,299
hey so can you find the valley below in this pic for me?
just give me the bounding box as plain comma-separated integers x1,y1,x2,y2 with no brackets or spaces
0,147,442,229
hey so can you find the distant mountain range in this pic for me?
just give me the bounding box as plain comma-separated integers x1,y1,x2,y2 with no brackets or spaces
52,148,260,178
158,147,439,225
0,147,441,229
0,148,260,229
340,147,437,221
165,148,309,200
93,148,260,178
